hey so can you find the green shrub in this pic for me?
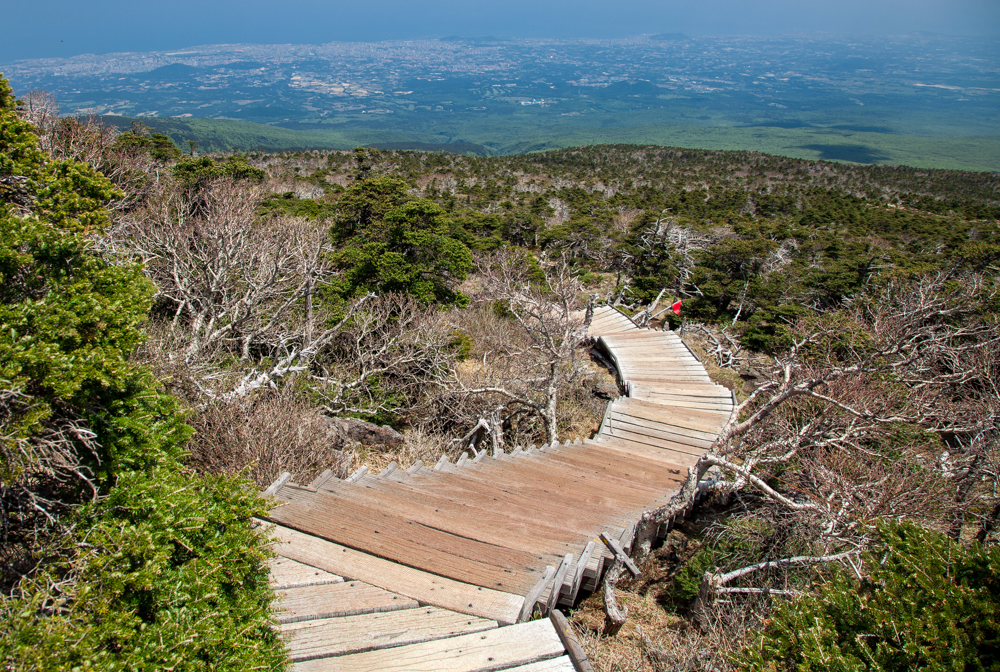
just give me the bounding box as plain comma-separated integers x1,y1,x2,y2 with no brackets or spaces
0,74,287,670
738,521,1000,671
0,470,285,671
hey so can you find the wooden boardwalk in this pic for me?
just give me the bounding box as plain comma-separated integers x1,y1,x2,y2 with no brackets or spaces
263,306,733,670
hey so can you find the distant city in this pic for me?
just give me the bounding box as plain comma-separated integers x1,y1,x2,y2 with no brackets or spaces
2,33,997,166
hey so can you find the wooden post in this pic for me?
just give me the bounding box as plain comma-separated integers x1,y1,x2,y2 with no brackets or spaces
550,610,596,672
547,553,574,611
307,469,334,489
518,565,556,622
600,532,641,577
345,466,368,483
263,472,291,497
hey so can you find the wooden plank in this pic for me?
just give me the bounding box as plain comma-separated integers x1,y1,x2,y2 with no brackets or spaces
627,391,734,412
519,565,556,622
615,392,721,426
354,470,642,541
582,438,691,471
612,406,724,443
598,424,708,457
624,380,730,393
268,499,549,593
285,482,583,557
263,472,291,497
567,542,596,605
490,448,682,499
602,331,682,341
547,554,574,611
377,462,398,478
615,398,730,432
345,466,367,483
606,412,718,447
274,581,418,624
595,435,704,465
269,523,525,624
271,556,344,590
407,460,424,474
626,384,734,399
619,522,637,554
293,618,565,672
599,532,640,578
282,607,497,662
308,469,335,489
504,656,578,672
550,610,596,672
535,443,688,489
417,452,665,510
442,456,679,512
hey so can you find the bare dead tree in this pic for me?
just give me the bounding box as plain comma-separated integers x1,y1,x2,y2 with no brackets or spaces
636,214,717,297
312,293,457,418
595,272,1000,633
444,250,594,445
18,92,158,212
116,181,336,367
686,322,745,369
0,382,104,587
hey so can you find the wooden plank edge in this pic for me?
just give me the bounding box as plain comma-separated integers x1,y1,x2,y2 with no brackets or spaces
550,610,596,672
263,471,291,497
264,521,525,625
518,565,556,622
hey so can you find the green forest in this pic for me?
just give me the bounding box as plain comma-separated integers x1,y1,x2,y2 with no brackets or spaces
2,73,999,670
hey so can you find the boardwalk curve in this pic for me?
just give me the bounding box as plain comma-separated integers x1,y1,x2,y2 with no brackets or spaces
262,305,734,670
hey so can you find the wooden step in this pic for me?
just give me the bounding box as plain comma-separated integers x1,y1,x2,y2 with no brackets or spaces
268,499,548,595
304,480,585,555
293,616,565,672
274,581,418,624
282,606,497,662
269,523,525,624
613,397,732,431
351,472,637,540
271,556,345,591
604,411,719,447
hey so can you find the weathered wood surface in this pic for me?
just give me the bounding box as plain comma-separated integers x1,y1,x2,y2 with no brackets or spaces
269,524,525,625
274,581,418,624
263,306,735,670
294,618,565,672
504,656,578,672
282,607,497,662
271,556,344,590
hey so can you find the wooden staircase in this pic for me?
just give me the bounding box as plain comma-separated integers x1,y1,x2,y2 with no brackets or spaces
262,306,734,670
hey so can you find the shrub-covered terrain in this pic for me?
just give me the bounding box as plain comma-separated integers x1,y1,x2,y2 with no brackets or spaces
2,81,998,670
0,77,285,670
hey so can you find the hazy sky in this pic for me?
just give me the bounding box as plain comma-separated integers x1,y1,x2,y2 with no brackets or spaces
2,0,997,62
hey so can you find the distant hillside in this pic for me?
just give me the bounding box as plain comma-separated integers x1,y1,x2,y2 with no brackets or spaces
100,115,1000,171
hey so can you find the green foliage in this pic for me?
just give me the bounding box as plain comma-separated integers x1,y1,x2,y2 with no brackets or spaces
171,156,266,189
259,191,338,220
449,330,474,360
670,517,811,605
150,132,182,162
332,177,473,303
738,522,1000,672
0,469,284,671
0,75,286,670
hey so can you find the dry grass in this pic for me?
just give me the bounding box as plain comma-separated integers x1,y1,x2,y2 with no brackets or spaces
349,427,453,474
185,386,352,488
568,524,759,672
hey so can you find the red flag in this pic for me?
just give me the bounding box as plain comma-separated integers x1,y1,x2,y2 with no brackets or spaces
671,300,682,315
